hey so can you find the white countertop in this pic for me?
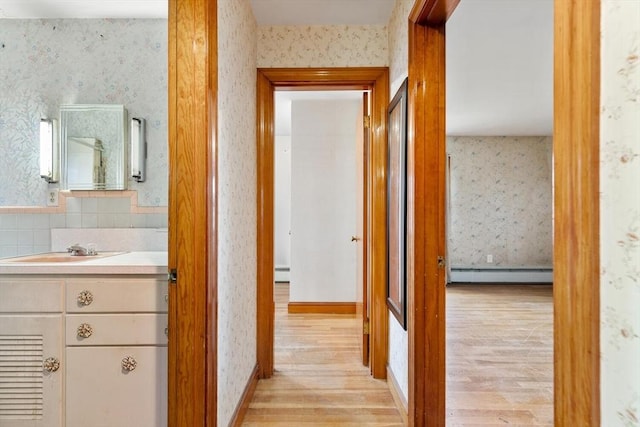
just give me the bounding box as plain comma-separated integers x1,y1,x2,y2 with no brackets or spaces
0,251,168,275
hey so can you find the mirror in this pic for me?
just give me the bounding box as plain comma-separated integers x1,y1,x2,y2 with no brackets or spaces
60,104,127,190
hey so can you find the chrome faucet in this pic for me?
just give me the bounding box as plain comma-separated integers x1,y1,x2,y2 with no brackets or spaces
66,244,97,256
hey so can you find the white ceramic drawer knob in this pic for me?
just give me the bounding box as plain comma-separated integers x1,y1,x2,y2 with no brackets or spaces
121,356,137,372
77,290,94,306
77,323,93,338
43,357,60,373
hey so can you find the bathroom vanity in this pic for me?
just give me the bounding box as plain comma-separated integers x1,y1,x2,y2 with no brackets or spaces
0,251,168,427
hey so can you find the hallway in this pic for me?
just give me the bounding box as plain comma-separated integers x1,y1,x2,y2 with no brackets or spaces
242,283,403,426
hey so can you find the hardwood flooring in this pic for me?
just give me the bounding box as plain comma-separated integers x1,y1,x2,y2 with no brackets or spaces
447,284,553,426
242,283,403,426
243,283,553,426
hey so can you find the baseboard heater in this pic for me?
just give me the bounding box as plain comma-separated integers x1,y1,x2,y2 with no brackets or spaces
448,267,553,284
275,266,290,282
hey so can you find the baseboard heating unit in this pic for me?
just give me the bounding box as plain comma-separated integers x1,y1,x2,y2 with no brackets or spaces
275,266,290,283
448,267,553,284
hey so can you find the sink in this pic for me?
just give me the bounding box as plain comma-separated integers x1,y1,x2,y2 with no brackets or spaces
2,252,125,263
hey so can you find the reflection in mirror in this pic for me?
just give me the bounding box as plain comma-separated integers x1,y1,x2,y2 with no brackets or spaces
67,137,105,188
60,104,127,190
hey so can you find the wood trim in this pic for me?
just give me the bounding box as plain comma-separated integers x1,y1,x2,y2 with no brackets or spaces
407,17,447,427
404,1,601,426
409,0,460,25
553,0,600,425
387,366,409,426
256,69,275,379
167,0,217,425
256,67,389,380
229,365,260,427
287,302,357,314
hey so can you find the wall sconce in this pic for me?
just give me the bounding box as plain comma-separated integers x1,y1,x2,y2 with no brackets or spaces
130,117,146,182
39,118,59,183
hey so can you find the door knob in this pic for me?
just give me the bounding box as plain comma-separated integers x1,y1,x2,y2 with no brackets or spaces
351,236,361,242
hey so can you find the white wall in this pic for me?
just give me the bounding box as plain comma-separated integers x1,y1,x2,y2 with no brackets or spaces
289,99,359,303
217,0,258,425
600,0,640,424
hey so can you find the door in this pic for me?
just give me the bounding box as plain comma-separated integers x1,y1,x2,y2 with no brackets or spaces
289,98,359,304
66,346,167,427
356,92,370,365
0,315,63,427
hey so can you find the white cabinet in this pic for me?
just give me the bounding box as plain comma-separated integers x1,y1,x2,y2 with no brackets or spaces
65,346,167,427
0,275,167,427
64,277,167,427
0,280,64,427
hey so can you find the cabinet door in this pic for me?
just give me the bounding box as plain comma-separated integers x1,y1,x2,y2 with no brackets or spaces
0,315,63,427
66,346,167,427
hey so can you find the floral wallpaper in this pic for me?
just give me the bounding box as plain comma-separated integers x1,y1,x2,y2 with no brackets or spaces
217,1,258,425
386,0,414,405
448,136,553,268
257,25,388,68
600,1,640,425
388,0,413,95
0,19,167,207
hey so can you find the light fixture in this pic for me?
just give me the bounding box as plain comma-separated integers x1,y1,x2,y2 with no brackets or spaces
130,117,146,182
39,118,59,183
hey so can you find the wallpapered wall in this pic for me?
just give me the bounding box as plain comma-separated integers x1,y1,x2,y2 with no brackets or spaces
0,19,167,257
386,0,414,406
600,1,640,424
257,25,388,68
0,19,168,207
448,136,553,268
217,0,258,425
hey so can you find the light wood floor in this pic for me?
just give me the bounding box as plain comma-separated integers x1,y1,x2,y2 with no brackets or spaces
243,283,553,426
242,283,403,426
447,284,553,426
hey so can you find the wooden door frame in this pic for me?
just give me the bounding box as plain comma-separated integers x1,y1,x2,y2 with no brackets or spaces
167,0,217,425
256,67,390,379
407,0,601,425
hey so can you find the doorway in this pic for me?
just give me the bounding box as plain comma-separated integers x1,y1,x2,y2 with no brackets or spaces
274,90,364,315
444,1,554,423
406,0,601,425
256,67,390,379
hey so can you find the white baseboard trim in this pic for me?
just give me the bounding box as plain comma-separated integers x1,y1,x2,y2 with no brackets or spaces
449,267,553,283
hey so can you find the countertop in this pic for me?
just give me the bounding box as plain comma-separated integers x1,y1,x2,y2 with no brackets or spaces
0,251,167,275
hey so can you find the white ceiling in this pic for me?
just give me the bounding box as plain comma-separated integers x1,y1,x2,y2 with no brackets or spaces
446,0,553,135
0,0,168,19
0,0,553,136
249,0,395,25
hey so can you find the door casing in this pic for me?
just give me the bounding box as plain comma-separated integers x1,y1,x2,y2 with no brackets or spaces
406,0,601,425
256,67,390,379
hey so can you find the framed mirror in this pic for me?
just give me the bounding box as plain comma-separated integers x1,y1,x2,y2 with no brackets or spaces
60,104,127,190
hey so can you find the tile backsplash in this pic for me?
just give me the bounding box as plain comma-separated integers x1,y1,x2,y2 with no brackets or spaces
0,195,167,258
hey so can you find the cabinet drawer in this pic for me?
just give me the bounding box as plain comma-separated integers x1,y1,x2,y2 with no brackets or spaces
0,280,63,313
65,279,168,313
66,346,167,427
65,314,168,346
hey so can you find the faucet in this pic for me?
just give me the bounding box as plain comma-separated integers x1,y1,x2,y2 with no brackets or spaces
66,243,97,256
